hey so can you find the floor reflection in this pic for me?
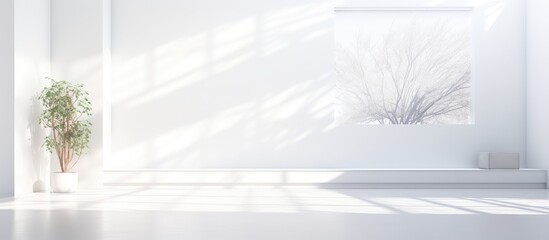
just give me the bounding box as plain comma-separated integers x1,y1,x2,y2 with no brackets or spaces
1,188,549,240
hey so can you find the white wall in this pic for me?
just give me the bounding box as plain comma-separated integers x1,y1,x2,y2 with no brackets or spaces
51,0,106,188
105,0,526,169
13,0,51,196
526,0,549,171
0,0,532,189
0,0,15,195
107,0,526,170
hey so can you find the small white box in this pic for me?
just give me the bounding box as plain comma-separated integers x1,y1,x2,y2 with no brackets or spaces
478,152,520,169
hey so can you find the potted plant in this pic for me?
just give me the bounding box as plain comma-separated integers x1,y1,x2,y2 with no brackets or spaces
38,77,92,193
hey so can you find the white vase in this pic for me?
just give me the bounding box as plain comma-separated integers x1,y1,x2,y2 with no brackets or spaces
51,172,78,193
33,154,51,192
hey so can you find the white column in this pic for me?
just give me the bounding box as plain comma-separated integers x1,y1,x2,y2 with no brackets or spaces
526,0,549,183
13,0,51,196
0,0,15,195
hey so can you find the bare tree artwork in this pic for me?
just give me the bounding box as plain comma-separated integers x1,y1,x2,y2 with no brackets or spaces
335,12,472,125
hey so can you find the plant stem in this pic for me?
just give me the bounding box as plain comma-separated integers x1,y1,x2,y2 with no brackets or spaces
52,116,64,172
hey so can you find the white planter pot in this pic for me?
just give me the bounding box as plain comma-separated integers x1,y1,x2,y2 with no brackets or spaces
51,172,78,193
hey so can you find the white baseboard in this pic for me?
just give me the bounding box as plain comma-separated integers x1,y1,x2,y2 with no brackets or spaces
103,168,547,189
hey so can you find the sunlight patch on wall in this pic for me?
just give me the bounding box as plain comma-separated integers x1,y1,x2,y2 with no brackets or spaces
110,0,335,169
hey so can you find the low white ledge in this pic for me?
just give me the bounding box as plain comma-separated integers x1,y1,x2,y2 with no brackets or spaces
103,169,547,189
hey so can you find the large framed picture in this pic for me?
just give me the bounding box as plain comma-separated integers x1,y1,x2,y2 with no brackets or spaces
335,7,473,125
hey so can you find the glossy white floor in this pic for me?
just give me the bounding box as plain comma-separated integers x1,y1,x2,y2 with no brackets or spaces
1,187,549,240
